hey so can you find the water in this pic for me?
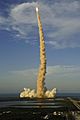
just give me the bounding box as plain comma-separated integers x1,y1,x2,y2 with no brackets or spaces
0,92,80,100
57,93,80,99
0,93,18,98
0,92,79,108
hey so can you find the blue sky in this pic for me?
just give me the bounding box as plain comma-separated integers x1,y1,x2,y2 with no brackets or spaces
0,0,80,93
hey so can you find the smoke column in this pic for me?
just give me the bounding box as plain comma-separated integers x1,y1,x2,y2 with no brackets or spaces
20,8,57,99
36,7,46,98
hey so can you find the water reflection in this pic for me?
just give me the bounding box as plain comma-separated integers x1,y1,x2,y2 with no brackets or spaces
0,98,64,109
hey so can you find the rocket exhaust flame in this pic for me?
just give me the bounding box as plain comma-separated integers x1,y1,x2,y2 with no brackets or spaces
36,7,46,98
36,7,39,12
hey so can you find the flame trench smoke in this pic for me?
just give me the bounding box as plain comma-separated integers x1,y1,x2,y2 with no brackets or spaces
36,7,46,98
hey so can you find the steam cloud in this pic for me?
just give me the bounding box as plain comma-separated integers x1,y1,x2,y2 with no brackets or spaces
20,88,56,98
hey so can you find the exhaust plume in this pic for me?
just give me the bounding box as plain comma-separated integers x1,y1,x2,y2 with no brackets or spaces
36,7,46,98
20,7,57,98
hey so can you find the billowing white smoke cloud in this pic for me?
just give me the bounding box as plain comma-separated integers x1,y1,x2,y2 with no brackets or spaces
20,88,37,98
45,88,57,98
20,88,56,98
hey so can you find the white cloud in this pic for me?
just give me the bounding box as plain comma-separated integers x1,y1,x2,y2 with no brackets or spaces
52,1,80,15
47,65,80,76
7,65,80,91
0,16,10,30
0,16,5,24
0,1,80,48
10,65,80,77
11,68,37,77
10,2,37,24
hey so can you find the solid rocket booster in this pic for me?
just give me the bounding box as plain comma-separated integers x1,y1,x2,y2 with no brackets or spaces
36,7,47,98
